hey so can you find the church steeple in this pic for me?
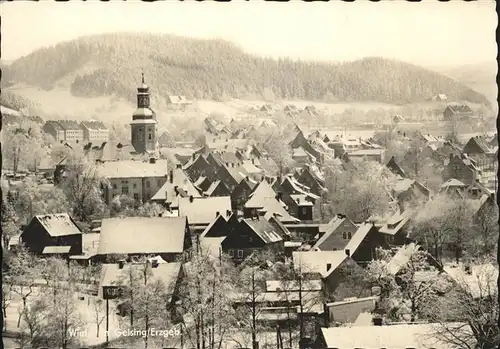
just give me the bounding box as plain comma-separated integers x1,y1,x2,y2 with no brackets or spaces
136,70,151,110
131,70,158,154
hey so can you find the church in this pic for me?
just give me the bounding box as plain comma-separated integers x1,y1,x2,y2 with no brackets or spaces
79,72,162,162
130,72,159,154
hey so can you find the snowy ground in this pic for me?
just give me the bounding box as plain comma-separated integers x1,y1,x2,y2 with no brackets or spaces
4,285,122,346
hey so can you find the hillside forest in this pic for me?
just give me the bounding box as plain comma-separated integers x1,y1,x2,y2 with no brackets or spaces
2,33,491,107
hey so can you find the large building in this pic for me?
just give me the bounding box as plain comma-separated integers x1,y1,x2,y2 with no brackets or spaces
131,73,158,154
80,120,109,144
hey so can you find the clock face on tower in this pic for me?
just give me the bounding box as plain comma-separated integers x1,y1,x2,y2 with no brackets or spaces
138,95,147,107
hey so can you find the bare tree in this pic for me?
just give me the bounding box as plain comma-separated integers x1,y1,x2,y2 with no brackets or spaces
178,249,237,349
273,261,324,347
1,197,20,249
7,245,39,328
471,201,499,257
366,246,442,323
427,263,499,349
325,161,398,222
115,258,177,349
61,157,107,222
2,282,14,330
235,251,275,349
92,297,106,338
412,194,475,264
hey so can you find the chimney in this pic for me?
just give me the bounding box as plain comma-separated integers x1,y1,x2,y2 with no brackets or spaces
326,263,332,271
226,210,232,217
192,153,196,160
151,259,159,268
118,260,125,269
373,317,383,326
345,249,351,257
245,176,249,182
176,163,182,169
149,158,156,164
189,195,194,203
169,170,174,184
251,158,255,165
174,186,179,195
216,211,220,217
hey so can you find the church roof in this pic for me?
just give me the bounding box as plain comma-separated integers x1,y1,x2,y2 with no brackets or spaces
132,108,155,120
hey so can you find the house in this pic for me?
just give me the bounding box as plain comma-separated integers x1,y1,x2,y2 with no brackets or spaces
312,214,358,251
392,178,431,210
296,166,326,196
442,154,481,186
97,158,169,205
229,287,323,328
178,196,232,233
443,103,474,121
392,114,405,123
199,212,234,239
221,216,284,263
290,131,323,164
21,213,83,256
432,93,448,102
80,120,109,143
206,151,242,169
323,296,377,326
99,261,183,304
202,180,231,197
230,178,256,212
57,120,85,143
287,194,315,221
292,250,369,300
205,138,249,153
379,209,414,246
96,216,191,262
439,178,468,196
315,323,475,349
462,136,497,189
184,154,219,183
193,176,212,193
43,120,66,143
345,222,387,267
149,167,201,209
166,95,191,107
215,165,245,193
283,104,299,114
385,156,408,178
243,180,299,223
344,148,385,164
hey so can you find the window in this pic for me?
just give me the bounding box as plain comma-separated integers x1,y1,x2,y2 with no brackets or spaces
237,250,244,258
471,189,479,198
133,183,137,189
112,184,117,190
122,186,129,195
148,133,152,140
301,207,309,215
342,232,351,240
228,249,234,257
134,193,139,201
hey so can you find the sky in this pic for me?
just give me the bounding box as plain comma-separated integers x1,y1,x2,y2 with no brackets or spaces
1,0,497,68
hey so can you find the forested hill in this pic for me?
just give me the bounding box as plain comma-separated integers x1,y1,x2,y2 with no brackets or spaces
2,33,490,106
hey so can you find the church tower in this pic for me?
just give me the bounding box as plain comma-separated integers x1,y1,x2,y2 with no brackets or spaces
130,72,158,153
